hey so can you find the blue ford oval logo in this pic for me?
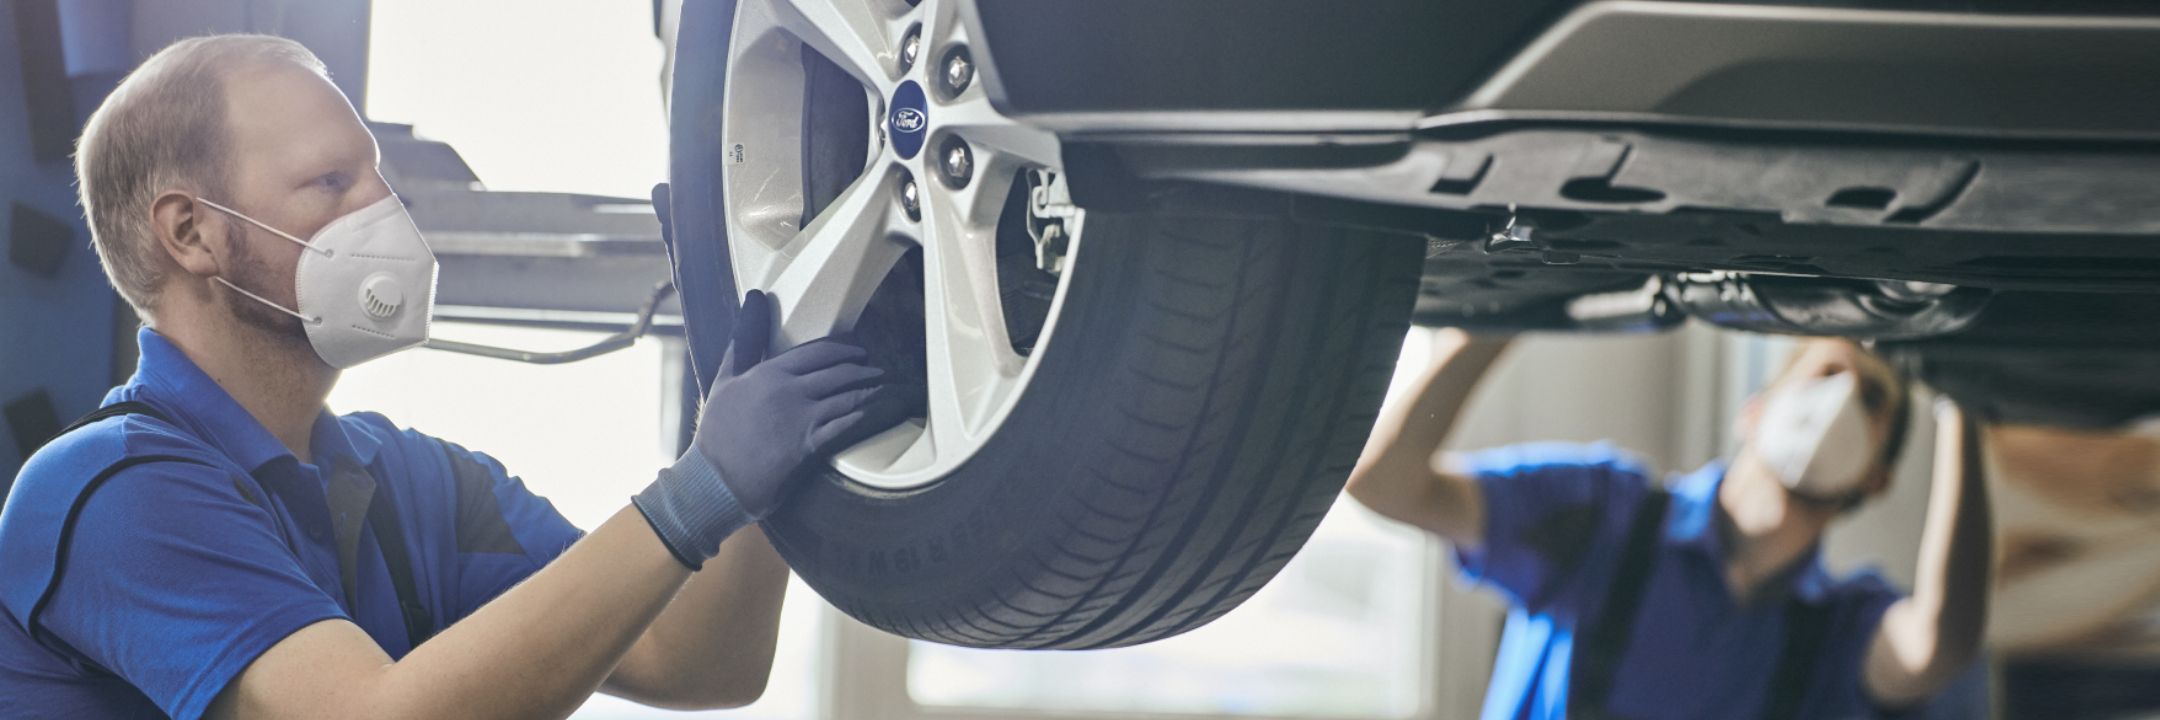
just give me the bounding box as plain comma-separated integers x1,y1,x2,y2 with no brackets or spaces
893,107,927,133
890,81,929,159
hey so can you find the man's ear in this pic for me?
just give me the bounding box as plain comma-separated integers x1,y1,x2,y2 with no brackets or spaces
150,190,224,278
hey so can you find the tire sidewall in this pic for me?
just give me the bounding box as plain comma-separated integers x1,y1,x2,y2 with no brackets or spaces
764,212,1152,617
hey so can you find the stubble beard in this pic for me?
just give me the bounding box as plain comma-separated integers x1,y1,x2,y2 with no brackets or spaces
222,221,316,359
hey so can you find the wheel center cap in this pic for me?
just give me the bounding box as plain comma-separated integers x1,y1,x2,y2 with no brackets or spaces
889,81,929,160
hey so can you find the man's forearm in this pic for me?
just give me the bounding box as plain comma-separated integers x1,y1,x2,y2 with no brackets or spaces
1347,332,1511,523
1868,405,1993,703
606,525,790,708
378,505,693,719
1917,406,1993,674
1374,334,1512,461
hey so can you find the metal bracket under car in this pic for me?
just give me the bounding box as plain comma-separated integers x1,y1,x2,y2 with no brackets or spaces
1420,270,1994,340
1658,273,1990,340
1125,124,2160,240
1063,5,2160,298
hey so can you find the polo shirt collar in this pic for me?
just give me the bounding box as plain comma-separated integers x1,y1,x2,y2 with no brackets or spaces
1663,458,1833,603
1665,459,1727,556
311,409,380,468
126,328,383,473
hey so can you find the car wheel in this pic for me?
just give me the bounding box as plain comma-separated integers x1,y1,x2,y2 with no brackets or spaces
668,0,1422,649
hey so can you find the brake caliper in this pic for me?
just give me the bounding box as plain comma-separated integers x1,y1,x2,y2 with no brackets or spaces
1026,168,1078,275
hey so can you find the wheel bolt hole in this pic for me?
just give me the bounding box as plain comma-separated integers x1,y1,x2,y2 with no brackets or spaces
899,171,922,221
900,26,922,74
939,137,974,189
940,45,973,97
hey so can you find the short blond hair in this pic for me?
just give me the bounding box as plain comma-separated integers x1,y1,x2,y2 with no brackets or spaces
75,34,328,321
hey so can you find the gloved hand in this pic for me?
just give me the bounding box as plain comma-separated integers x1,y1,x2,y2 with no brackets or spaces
634,289,907,570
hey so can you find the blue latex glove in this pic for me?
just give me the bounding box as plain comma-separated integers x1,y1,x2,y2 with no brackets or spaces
634,291,905,570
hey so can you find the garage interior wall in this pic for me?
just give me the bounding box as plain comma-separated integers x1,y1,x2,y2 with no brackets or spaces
128,0,371,106
2,0,119,485
1,0,372,485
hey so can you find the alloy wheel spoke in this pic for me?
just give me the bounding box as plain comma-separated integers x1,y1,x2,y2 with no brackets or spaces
916,172,1023,452
940,93,1063,170
768,168,909,345
758,0,898,90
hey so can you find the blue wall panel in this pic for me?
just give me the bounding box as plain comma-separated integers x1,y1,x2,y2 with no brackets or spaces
2,0,121,482
4,0,374,484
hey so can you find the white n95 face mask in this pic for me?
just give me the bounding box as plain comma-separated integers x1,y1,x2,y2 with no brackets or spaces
199,194,438,369
1754,371,1876,501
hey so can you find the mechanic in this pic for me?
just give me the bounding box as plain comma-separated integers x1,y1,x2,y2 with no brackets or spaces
1348,332,1991,719
0,35,905,718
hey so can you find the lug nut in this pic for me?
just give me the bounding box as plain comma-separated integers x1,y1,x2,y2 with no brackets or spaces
900,174,921,221
900,27,922,73
942,47,973,95
939,138,974,188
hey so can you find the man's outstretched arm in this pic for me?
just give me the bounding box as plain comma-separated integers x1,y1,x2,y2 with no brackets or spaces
208,505,695,720
211,292,904,719
1864,402,1993,706
1345,330,1512,549
604,525,790,709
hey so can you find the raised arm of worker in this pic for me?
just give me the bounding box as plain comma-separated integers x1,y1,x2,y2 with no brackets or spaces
1862,401,1993,706
192,290,904,720
1345,330,1514,549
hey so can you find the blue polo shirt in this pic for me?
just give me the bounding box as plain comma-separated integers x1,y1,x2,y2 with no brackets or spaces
1457,442,1911,720
0,328,585,719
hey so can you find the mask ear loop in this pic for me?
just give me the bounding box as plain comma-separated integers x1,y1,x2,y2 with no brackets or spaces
212,276,323,326
195,198,337,258
195,198,329,326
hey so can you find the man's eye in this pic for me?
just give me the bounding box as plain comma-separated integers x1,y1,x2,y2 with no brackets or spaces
314,173,350,191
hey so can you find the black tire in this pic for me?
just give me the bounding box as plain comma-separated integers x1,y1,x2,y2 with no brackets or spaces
666,0,1422,650
764,209,1422,649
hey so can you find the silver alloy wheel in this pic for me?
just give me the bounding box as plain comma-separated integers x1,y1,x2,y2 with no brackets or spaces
720,0,1081,491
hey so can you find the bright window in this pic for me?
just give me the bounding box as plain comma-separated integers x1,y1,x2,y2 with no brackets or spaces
328,323,671,530
905,499,1437,718
366,0,669,198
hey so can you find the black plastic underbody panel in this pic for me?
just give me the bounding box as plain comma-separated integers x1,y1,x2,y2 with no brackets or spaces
1674,0,2160,12
971,0,1581,114
972,0,2160,125
1883,292,2160,428
1103,125,2160,297
969,1,2160,424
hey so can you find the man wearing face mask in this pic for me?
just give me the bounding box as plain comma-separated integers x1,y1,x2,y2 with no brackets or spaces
0,35,906,718
1348,332,1992,719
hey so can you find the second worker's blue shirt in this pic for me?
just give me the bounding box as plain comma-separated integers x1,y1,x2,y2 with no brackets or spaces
1456,442,1913,720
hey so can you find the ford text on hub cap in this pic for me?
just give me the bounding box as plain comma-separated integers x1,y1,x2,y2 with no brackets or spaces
890,81,929,159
